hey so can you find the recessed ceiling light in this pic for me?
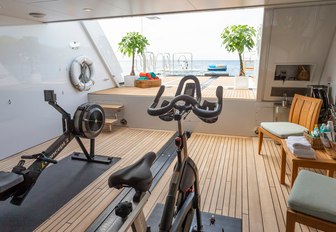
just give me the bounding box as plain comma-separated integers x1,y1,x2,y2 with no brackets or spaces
146,16,160,20
29,12,46,18
83,8,93,12
146,15,160,20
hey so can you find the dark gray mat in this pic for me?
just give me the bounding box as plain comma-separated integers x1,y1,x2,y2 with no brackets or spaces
147,203,242,232
0,154,120,232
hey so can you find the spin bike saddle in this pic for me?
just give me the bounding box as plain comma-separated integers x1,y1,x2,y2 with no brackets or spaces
108,152,156,192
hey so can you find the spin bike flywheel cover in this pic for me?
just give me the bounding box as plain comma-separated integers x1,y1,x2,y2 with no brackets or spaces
73,103,105,139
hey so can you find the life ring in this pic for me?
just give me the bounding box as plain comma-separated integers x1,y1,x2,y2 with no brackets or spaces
70,56,95,91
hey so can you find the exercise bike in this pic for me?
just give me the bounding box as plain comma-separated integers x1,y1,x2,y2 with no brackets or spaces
0,90,110,205
108,75,223,231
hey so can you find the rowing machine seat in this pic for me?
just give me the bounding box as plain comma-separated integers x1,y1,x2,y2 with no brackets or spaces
0,171,24,197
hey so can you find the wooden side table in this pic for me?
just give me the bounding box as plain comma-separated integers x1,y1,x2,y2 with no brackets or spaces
280,139,336,187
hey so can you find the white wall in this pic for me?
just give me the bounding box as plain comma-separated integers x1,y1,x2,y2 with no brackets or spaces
88,93,274,137
258,5,336,101
320,31,336,103
0,21,120,159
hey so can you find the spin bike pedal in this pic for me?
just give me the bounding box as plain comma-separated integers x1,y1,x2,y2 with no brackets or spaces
115,201,133,219
209,215,216,225
185,131,191,139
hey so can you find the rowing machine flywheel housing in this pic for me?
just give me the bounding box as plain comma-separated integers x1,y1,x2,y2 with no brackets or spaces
73,103,105,139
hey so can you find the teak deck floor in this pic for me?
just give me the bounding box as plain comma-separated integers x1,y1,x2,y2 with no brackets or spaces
0,128,324,232
93,76,256,100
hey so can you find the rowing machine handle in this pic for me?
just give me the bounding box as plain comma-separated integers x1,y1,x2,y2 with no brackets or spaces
21,154,58,164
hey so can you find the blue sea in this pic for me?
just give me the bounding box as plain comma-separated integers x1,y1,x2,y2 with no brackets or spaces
119,60,255,77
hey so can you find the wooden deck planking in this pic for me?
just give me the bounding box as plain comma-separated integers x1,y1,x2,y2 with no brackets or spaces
216,136,230,214
222,136,234,216
229,138,239,218
254,139,280,232
142,134,278,232
47,129,174,232
1,129,326,231
205,136,223,213
265,140,287,222
92,76,256,99
92,85,256,99
142,133,320,232
242,138,249,232
255,138,322,232
211,136,226,214
3,127,175,232
201,135,218,211
246,136,264,232
209,76,235,86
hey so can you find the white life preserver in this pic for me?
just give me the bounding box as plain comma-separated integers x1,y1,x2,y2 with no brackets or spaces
70,56,95,91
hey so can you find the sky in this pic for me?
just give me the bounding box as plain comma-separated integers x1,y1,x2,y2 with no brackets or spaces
99,8,264,62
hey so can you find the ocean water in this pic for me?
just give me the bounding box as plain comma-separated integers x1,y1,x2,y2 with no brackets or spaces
119,59,255,77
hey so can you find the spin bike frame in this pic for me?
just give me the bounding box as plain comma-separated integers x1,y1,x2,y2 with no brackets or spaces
108,75,223,232
148,75,222,232
110,117,202,232
159,115,203,232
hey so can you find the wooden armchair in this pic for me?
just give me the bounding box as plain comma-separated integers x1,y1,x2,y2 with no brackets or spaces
258,94,322,154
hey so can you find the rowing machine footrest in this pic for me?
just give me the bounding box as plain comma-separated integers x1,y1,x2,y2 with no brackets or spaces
0,171,24,195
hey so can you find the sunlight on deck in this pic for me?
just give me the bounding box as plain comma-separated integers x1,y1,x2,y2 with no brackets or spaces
94,76,257,100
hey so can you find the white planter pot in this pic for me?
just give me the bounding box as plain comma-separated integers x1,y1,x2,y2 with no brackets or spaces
124,75,138,87
234,76,249,89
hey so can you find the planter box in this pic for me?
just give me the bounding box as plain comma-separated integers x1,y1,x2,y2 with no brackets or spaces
234,76,249,89
135,79,161,88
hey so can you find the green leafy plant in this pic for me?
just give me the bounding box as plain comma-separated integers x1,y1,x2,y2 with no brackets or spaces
118,32,149,76
220,25,256,76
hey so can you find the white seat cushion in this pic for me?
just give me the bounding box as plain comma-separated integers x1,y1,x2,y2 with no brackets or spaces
288,170,336,223
260,122,308,138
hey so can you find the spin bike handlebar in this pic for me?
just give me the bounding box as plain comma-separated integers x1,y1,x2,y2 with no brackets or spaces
147,75,223,120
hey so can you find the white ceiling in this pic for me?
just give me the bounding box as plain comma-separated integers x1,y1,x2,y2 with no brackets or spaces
0,0,335,26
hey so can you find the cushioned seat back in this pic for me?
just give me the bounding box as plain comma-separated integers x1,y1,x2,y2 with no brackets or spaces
289,94,322,131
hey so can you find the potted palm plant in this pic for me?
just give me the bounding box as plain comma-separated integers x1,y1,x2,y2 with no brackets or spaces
118,32,149,77
220,25,256,80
